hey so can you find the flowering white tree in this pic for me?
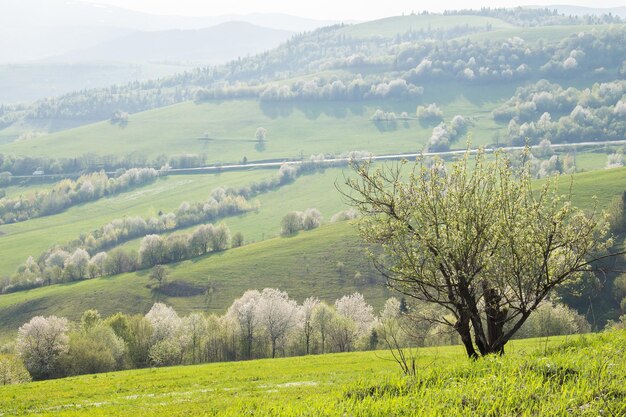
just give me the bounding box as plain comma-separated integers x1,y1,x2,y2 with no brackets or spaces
145,303,186,366
139,234,165,267
335,292,375,337
226,290,261,359
607,152,624,169
190,224,214,255
64,248,90,280
257,288,299,358
300,297,319,354
210,223,231,251
255,127,267,142
88,252,108,278
145,303,181,343
16,316,69,380
302,208,322,230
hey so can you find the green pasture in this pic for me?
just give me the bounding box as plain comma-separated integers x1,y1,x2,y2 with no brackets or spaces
1,331,624,416
561,165,626,210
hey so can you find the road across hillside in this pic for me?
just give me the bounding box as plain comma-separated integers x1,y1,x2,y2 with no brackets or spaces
10,139,626,179
164,139,626,175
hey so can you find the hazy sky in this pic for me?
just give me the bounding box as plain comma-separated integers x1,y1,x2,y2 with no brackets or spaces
83,0,626,21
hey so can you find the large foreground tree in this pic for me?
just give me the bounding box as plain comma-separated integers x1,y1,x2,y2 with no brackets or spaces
343,149,617,358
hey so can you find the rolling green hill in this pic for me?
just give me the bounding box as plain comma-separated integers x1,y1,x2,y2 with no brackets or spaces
1,166,625,341
0,170,271,276
1,10,622,146
0,86,508,161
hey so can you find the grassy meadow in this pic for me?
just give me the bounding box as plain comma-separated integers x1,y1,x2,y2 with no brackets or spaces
0,331,624,416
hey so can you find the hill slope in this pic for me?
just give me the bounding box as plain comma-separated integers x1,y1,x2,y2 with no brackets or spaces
0,222,386,338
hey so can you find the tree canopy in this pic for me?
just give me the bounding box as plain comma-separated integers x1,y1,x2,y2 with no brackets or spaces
344,149,617,358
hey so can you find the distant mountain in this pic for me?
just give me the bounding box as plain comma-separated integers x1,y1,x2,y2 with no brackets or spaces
0,0,341,32
0,0,339,63
57,22,295,64
206,13,349,32
528,5,626,18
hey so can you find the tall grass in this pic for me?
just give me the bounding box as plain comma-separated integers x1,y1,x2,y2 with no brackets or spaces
0,331,623,416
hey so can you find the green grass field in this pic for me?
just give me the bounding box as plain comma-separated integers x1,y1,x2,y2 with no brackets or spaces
1,331,624,416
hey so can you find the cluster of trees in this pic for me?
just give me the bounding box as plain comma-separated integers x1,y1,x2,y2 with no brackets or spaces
280,208,323,235
400,29,626,83
494,80,626,145
370,109,412,131
4,222,237,294
81,190,251,253
197,76,424,103
259,77,423,102
138,224,233,269
487,141,577,179
11,291,375,380
0,151,209,177
199,29,626,105
426,115,469,152
416,103,444,123
443,7,623,26
528,149,576,178
0,168,158,225
3,190,251,293
9,288,590,382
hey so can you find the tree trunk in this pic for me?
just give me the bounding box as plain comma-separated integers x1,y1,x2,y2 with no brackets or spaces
454,313,478,359
305,329,310,355
483,283,507,355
